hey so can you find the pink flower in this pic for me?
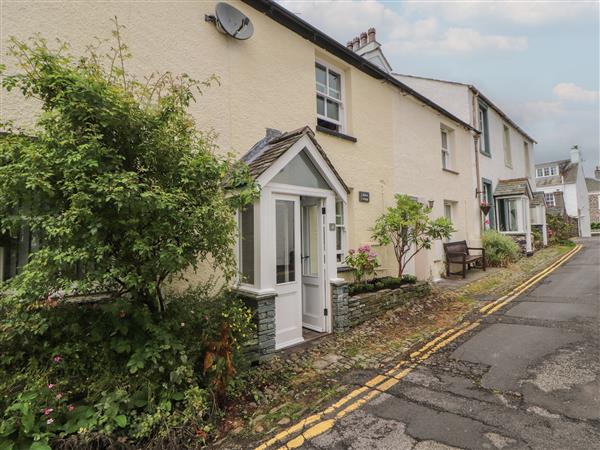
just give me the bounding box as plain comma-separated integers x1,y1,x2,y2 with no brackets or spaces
53,355,62,363
43,408,53,416
68,405,75,412
48,384,55,389
56,393,63,400
46,418,54,425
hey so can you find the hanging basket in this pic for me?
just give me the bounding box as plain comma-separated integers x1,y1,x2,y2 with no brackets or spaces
480,204,491,215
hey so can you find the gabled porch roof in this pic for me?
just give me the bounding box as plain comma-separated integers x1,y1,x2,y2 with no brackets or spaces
494,178,534,199
240,126,350,197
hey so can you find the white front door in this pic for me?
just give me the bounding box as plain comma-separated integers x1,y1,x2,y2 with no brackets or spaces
273,194,303,349
301,198,325,331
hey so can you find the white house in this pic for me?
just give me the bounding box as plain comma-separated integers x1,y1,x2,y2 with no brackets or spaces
535,147,592,237
394,74,543,253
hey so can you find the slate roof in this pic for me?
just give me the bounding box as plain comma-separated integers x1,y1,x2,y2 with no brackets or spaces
586,177,600,193
530,191,547,207
535,159,578,187
494,178,533,198
240,126,350,193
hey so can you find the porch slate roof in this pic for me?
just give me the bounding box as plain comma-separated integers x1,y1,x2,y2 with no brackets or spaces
530,191,547,207
494,178,533,199
240,126,350,193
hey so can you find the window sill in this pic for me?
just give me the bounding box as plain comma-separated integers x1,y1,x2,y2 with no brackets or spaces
316,126,357,143
442,168,459,175
480,150,492,158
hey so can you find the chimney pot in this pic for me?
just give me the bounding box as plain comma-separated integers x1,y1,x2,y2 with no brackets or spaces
368,28,376,43
346,40,353,49
352,36,360,51
360,32,367,47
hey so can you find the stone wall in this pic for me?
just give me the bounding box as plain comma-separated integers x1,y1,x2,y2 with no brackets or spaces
332,281,431,332
235,290,276,362
589,193,600,223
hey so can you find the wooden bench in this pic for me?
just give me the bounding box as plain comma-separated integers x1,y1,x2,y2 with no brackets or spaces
443,241,486,278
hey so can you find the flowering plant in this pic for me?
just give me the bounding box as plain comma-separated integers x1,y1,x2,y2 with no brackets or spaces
344,245,380,283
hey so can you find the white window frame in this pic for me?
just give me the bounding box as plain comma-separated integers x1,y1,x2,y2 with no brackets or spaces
335,200,347,266
478,103,490,156
237,204,257,287
537,166,558,178
441,127,451,170
496,197,522,233
503,125,512,168
315,59,345,132
544,192,556,207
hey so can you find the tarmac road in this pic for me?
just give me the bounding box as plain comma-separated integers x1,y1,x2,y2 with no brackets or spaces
295,238,600,450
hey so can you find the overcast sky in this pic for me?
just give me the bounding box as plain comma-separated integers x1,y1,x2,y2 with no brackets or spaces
279,0,600,177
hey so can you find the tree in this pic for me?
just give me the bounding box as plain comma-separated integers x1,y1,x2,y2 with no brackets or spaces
0,24,257,312
371,195,454,277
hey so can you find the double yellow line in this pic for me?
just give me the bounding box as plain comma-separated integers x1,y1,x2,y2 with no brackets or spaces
255,244,582,450
480,244,582,316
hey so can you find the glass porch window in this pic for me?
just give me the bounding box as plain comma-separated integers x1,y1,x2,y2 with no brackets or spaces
335,201,346,264
276,200,295,284
497,198,520,232
239,205,255,285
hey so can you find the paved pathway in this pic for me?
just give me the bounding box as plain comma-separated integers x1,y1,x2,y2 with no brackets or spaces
277,239,600,450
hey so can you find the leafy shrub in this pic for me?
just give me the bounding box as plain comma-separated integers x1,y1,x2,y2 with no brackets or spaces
344,245,380,283
348,275,417,296
532,228,543,250
482,230,521,267
590,222,600,231
0,288,254,449
546,214,577,244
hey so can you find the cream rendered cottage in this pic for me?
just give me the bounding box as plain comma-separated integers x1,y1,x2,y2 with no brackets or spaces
2,0,480,352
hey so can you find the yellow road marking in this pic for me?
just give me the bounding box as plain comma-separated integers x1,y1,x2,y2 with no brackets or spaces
257,244,582,450
480,244,580,314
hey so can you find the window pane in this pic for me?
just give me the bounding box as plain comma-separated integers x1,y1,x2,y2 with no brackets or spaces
276,200,295,284
272,150,330,189
326,99,339,121
316,95,325,116
239,205,254,284
328,71,341,100
509,199,518,231
442,149,449,169
315,64,326,93
302,204,319,277
444,203,452,221
335,201,343,225
441,130,448,149
336,227,342,251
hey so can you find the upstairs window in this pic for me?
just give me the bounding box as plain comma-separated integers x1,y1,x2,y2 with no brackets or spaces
544,192,556,207
316,62,343,132
478,103,490,156
441,128,451,170
503,125,512,168
536,166,559,177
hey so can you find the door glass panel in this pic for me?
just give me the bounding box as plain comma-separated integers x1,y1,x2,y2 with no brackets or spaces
302,204,319,277
276,200,295,284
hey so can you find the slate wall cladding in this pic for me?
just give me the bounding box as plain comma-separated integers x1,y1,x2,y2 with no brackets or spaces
235,290,276,362
332,281,431,332
589,193,600,223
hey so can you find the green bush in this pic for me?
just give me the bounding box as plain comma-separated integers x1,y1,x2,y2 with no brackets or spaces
348,275,416,296
546,214,577,244
482,230,521,267
591,222,600,231
0,288,254,449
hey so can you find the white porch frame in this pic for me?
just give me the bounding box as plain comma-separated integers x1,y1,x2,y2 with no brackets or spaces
236,134,348,349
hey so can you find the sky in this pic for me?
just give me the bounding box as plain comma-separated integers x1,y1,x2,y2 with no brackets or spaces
278,0,600,177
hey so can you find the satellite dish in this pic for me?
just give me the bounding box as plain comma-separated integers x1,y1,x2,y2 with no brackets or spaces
210,2,254,40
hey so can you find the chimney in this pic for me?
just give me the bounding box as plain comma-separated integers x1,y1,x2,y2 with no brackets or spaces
570,145,580,163
360,32,367,47
352,36,359,51
367,28,376,43
346,40,353,50
595,166,600,179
